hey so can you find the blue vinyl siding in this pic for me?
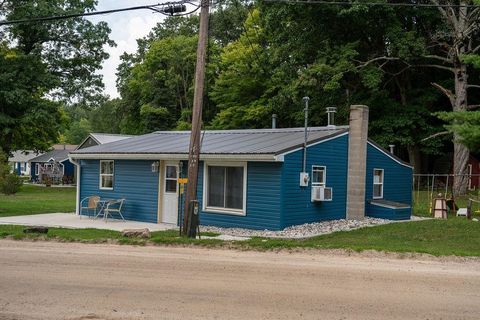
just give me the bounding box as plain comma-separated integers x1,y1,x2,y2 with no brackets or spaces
197,161,283,230
281,134,349,228
365,143,413,220
61,160,75,178
30,162,38,181
79,160,159,223
366,203,411,220
30,160,75,182
15,163,21,175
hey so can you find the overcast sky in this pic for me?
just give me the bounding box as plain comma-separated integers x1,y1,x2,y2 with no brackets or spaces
88,0,167,98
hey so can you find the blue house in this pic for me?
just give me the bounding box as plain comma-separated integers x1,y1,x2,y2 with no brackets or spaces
70,106,413,230
30,148,76,184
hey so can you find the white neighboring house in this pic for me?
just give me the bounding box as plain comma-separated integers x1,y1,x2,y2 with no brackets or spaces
8,151,43,176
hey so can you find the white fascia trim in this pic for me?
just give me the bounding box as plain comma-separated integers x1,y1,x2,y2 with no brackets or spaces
367,142,414,169
276,131,349,158
70,153,280,162
69,158,81,215
370,201,411,210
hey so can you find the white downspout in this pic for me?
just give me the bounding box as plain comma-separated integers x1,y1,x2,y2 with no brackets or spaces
69,156,81,215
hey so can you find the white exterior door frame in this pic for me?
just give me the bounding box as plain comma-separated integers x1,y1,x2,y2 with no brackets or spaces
158,161,179,224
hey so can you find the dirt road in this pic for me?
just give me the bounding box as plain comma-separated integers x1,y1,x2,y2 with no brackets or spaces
0,240,479,320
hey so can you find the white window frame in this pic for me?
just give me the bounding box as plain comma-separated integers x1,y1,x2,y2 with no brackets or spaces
311,165,326,187
202,162,247,216
373,168,384,199
35,163,39,176
99,160,114,190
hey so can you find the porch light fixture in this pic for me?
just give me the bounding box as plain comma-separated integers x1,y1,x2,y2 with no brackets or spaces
151,161,159,173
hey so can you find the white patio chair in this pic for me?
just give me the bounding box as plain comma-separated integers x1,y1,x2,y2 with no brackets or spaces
79,196,100,218
104,199,126,222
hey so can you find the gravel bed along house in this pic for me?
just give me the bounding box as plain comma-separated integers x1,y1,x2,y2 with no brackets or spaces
200,217,393,238
201,217,398,239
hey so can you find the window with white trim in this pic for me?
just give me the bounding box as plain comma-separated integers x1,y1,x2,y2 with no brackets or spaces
205,163,246,215
35,164,39,175
312,166,326,187
373,169,384,199
100,160,114,190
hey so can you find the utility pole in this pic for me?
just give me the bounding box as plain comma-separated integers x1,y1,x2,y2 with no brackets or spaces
183,0,210,237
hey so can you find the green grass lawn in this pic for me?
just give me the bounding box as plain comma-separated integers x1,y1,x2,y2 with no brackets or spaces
0,218,479,256
240,218,480,256
0,184,76,217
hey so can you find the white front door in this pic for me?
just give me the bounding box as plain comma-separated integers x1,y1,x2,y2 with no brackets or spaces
162,162,179,224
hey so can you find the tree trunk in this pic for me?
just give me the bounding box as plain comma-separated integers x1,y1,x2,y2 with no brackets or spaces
453,136,470,195
452,62,470,195
407,144,422,175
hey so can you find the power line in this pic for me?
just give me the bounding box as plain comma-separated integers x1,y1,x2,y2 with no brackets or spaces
263,0,480,8
0,1,200,26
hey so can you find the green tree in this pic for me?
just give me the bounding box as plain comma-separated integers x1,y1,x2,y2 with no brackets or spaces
0,0,113,155
209,9,272,129
120,35,212,133
0,45,61,155
89,98,123,134
421,0,480,194
437,111,480,152
64,118,92,144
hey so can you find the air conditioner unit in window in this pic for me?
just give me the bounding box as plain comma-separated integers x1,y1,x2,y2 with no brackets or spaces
311,186,333,202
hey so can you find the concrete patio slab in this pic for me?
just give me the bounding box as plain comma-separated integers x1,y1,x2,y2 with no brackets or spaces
0,213,177,232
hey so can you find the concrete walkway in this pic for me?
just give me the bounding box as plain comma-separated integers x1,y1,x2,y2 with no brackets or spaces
0,213,176,232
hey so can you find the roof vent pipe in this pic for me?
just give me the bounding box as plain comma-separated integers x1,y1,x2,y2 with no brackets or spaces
272,114,277,129
389,144,395,154
326,107,337,127
299,97,310,187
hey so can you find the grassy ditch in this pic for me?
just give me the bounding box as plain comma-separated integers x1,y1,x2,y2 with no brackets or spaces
1,218,479,257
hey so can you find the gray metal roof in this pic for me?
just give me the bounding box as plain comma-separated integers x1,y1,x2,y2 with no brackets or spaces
76,133,134,150
71,126,349,156
29,149,71,163
90,133,133,144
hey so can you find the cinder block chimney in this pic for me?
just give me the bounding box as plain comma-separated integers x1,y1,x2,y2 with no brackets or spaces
346,105,369,220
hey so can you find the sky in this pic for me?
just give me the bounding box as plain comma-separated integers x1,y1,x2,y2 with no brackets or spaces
88,0,167,98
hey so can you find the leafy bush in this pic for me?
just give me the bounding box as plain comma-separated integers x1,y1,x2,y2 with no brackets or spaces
1,173,23,195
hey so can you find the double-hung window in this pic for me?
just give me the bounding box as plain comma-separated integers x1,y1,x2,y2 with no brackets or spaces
204,163,246,215
100,160,114,190
312,166,326,187
373,169,384,199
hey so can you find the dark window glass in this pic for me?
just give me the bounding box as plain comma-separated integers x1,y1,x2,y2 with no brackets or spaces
207,166,244,210
225,167,243,209
165,180,177,193
166,166,177,179
207,166,225,207
373,185,382,198
101,176,113,189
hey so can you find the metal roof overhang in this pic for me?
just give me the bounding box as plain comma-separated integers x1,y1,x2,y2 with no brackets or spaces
69,153,282,162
